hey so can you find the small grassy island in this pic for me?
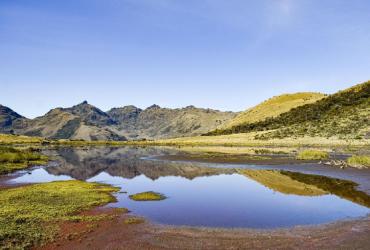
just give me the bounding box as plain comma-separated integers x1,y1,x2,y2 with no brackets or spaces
129,191,167,201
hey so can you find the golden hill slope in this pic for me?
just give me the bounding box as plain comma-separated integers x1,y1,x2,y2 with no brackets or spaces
224,92,326,129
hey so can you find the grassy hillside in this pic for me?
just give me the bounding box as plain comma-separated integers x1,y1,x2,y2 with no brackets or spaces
224,92,325,129
207,81,370,139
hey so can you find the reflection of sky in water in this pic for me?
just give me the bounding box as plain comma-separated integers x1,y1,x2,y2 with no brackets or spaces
10,168,73,183
11,168,370,229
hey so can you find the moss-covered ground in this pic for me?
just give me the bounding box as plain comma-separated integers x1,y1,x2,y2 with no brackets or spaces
0,180,119,249
129,191,167,201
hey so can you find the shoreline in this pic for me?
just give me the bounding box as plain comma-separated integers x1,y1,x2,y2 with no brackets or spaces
38,206,370,250
1,147,370,249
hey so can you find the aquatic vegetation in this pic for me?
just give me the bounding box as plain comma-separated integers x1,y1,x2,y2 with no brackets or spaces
240,170,327,196
0,146,48,174
124,217,145,224
347,155,370,169
129,191,167,201
0,180,119,249
296,150,329,160
0,134,45,144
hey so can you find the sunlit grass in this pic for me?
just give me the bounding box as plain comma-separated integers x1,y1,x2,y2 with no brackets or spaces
296,150,329,160
347,155,370,169
129,191,166,201
0,146,48,174
0,180,119,249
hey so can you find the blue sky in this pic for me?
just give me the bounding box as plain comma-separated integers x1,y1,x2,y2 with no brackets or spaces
1,0,370,118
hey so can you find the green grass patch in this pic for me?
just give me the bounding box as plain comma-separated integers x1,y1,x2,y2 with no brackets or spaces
296,150,329,160
347,155,370,169
0,146,48,174
129,191,166,201
124,217,145,225
0,180,119,249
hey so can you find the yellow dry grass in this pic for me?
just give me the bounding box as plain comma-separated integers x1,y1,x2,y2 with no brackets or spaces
224,92,325,129
156,132,370,147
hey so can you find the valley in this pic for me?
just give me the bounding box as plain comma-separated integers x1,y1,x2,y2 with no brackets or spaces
0,80,369,249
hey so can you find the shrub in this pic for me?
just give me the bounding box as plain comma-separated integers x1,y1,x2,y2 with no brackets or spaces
347,156,370,169
297,150,329,160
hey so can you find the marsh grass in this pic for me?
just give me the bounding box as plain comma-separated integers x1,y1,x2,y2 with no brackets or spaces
0,134,45,144
124,217,145,225
296,150,329,160
0,146,48,174
129,191,167,201
347,155,370,169
0,180,119,249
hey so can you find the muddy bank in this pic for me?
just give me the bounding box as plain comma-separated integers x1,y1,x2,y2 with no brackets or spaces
38,208,370,250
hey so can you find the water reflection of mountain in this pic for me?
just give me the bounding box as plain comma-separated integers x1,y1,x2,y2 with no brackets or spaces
45,147,236,180
43,147,370,208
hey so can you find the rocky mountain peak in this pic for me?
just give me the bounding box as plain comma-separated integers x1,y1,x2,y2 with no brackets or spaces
147,104,161,110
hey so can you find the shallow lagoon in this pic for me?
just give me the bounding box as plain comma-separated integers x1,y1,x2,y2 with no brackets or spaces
9,147,370,229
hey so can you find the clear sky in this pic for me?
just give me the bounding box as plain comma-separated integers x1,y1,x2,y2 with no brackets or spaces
1,0,370,118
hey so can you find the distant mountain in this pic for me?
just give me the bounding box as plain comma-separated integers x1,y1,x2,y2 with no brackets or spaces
107,104,237,140
11,104,125,141
0,102,236,141
63,101,116,127
207,81,370,139
0,105,27,133
3,80,367,141
223,92,325,129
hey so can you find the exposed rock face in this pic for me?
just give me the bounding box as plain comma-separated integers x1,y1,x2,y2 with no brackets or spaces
107,105,237,140
0,105,27,133
63,101,116,127
0,102,236,141
0,103,125,141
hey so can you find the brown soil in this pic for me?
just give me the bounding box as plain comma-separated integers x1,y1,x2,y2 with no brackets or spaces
38,208,370,250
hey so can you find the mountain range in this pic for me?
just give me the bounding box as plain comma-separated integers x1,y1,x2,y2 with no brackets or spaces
1,80,369,141
0,101,236,141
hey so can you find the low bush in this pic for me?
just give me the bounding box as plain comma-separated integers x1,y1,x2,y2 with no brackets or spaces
297,150,329,160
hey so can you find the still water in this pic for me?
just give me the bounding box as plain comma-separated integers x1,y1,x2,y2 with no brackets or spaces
9,147,370,229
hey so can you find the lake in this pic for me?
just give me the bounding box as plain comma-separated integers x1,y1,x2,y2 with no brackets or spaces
9,147,370,229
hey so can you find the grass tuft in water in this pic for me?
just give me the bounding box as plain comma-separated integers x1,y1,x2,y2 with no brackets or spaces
124,217,145,225
129,191,167,201
296,150,329,160
347,155,370,169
